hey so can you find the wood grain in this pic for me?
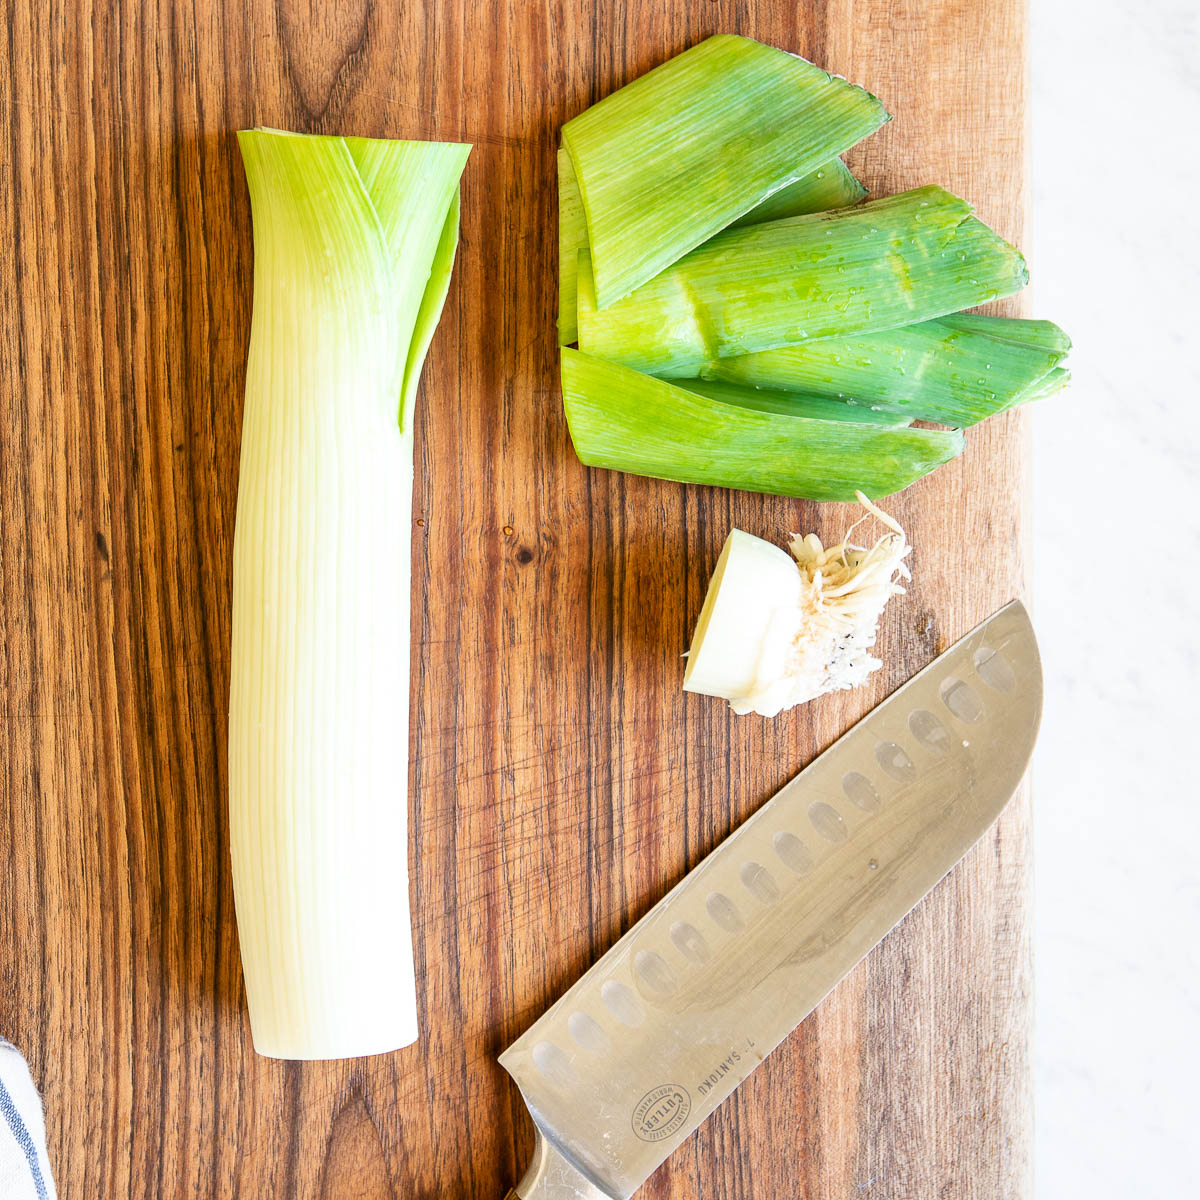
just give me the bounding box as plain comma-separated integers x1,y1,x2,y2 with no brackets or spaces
0,0,1032,1196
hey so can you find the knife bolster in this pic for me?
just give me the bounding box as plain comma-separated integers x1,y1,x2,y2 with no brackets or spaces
508,1129,612,1199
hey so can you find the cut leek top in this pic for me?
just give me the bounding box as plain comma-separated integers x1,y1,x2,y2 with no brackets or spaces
675,377,912,426
563,34,889,308
554,38,1067,508
576,185,1029,378
726,157,867,228
557,147,588,345
562,348,962,502
938,313,1073,353
706,314,1069,427
558,147,867,346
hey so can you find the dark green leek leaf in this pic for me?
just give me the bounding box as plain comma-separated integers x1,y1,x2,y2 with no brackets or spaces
676,377,911,426
562,348,963,502
576,186,1029,378
558,148,866,346
563,34,889,307
706,313,1068,426
938,313,1072,353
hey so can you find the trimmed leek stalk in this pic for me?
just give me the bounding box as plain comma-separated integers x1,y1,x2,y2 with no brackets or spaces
558,148,866,346
706,314,1070,427
683,498,910,716
563,34,889,307
576,186,1029,378
562,348,962,502
230,129,470,1059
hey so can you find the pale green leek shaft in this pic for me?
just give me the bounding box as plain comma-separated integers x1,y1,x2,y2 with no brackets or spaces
230,129,468,1060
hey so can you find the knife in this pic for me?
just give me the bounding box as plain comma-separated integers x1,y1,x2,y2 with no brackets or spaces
499,600,1041,1199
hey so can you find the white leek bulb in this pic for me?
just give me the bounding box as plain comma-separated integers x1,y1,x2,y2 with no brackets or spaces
683,493,910,716
229,130,469,1059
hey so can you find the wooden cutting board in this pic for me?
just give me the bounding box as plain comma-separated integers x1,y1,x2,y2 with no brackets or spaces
0,1,1032,1196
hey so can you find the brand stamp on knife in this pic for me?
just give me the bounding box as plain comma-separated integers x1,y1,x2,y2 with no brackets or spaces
696,1044,747,1098
631,1084,691,1142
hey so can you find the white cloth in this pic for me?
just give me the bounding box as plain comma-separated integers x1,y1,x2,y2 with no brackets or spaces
0,1040,56,1200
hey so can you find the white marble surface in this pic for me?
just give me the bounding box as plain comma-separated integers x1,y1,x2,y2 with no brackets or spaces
1031,2,1200,1194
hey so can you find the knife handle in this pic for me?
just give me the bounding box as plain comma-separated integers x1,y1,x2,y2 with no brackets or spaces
507,1129,609,1199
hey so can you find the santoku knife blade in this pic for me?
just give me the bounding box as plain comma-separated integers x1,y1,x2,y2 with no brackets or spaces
500,600,1041,1199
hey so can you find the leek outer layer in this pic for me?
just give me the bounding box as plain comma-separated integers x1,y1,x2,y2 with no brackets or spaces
675,377,912,426
562,34,889,308
1010,365,1071,407
561,348,963,502
230,129,469,1060
707,314,1070,427
557,147,588,344
576,186,1030,379
402,190,462,419
557,148,866,346
726,158,867,228
939,313,1072,353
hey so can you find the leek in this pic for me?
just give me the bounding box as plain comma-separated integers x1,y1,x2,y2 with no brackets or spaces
558,148,866,346
563,34,889,307
706,314,1069,427
675,377,911,426
557,147,587,345
401,190,462,418
684,498,910,716
229,129,469,1059
1008,365,1072,408
562,348,962,502
938,313,1072,353
726,157,867,228
576,186,1029,378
